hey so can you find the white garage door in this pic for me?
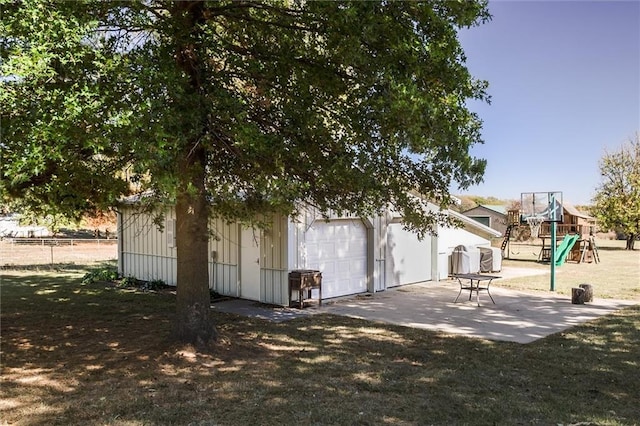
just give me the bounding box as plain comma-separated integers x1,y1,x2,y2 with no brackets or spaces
386,223,431,287
305,219,367,299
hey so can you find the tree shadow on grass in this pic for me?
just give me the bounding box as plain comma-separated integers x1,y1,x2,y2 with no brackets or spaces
1,270,639,425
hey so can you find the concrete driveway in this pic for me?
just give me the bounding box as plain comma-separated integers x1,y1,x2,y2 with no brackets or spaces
211,269,637,344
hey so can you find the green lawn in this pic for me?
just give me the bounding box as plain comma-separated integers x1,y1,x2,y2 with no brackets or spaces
1,262,639,425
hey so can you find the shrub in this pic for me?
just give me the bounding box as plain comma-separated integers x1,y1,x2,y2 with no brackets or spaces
118,276,139,288
82,266,119,284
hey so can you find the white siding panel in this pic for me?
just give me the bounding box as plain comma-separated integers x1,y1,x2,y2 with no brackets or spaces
386,223,431,287
212,263,238,296
120,253,177,285
261,269,288,305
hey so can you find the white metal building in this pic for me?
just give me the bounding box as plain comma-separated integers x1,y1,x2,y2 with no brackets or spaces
117,203,500,306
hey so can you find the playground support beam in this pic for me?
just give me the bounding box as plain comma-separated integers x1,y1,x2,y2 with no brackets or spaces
550,192,557,291
550,221,556,291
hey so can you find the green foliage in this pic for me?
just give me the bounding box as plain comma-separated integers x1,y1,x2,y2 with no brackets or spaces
118,276,140,288
142,279,168,292
82,266,119,284
1,0,491,235
106,276,169,292
1,1,130,220
592,133,640,249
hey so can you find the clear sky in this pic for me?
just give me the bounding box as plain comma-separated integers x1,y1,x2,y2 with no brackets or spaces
455,0,640,206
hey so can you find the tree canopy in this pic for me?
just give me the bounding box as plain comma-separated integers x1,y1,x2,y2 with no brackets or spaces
592,134,640,250
2,0,491,345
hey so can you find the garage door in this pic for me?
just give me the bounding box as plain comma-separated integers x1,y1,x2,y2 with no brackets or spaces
305,219,367,299
386,223,431,287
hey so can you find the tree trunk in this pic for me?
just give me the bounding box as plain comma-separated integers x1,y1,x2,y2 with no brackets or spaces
626,234,635,250
579,284,593,302
174,165,216,346
171,1,216,346
571,287,586,304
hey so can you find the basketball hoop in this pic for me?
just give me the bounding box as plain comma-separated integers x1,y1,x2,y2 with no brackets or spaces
521,191,563,292
525,216,545,239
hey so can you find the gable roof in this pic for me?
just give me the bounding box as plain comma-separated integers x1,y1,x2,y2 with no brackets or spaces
448,209,502,238
562,203,594,220
479,204,507,215
461,204,507,216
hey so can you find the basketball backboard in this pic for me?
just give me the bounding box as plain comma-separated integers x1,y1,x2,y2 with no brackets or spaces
520,191,563,223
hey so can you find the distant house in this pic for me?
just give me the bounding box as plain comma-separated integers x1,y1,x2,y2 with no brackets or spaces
0,214,50,238
461,205,508,236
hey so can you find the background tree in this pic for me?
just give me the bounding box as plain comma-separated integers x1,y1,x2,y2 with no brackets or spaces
591,134,640,250
1,0,491,346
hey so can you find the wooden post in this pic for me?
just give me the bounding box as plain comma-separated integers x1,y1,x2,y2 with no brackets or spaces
579,284,593,302
571,287,585,304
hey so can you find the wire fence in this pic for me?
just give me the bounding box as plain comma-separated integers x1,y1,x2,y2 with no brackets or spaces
0,238,117,268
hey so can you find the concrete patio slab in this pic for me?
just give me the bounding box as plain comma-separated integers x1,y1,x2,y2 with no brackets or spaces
210,269,638,344
319,282,637,343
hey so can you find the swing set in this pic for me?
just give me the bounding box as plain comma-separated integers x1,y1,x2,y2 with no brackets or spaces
501,192,600,291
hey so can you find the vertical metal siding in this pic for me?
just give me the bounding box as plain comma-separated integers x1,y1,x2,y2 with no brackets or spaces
260,214,289,306
209,219,239,297
119,207,179,286
119,207,243,293
117,212,124,276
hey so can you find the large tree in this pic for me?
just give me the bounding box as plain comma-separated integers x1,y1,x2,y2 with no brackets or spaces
592,134,640,250
1,0,490,345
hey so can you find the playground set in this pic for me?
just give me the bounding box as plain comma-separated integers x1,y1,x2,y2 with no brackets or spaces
501,192,600,267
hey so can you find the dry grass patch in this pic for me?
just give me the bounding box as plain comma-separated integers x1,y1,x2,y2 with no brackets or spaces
1,265,639,425
500,239,639,299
